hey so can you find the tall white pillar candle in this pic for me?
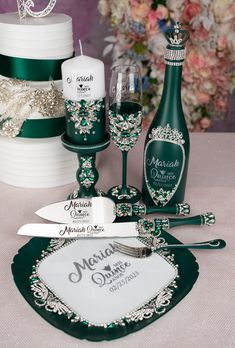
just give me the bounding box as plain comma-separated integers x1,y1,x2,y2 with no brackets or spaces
62,55,105,101
61,53,106,145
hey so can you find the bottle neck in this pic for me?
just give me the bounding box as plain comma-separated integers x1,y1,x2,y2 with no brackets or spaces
158,63,183,116
164,63,182,98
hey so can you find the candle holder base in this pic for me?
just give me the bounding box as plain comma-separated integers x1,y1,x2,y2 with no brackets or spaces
61,133,110,199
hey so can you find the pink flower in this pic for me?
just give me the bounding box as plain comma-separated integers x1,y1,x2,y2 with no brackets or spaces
148,10,158,28
199,68,212,79
155,5,168,20
131,3,150,22
183,2,201,22
217,36,227,50
147,5,168,30
199,117,211,129
214,74,229,89
196,92,211,104
193,120,204,132
214,97,228,113
194,26,209,41
187,50,207,70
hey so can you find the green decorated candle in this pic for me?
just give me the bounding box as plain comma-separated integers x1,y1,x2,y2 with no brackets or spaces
142,22,190,206
62,52,106,145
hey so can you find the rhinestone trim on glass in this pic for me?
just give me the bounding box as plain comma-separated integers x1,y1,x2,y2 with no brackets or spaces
110,185,139,200
108,109,142,151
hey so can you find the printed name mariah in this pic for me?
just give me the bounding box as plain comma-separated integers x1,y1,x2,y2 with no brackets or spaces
59,225,104,236
147,157,179,168
76,74,93,82
64,200,92,211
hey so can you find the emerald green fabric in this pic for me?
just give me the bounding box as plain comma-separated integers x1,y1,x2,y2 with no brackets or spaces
19,117,65,138
0,54,69,81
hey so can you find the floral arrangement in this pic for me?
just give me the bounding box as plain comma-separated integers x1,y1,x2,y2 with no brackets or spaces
98,0,235,131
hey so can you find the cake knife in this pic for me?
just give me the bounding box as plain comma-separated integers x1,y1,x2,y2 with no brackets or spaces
18,213,215,239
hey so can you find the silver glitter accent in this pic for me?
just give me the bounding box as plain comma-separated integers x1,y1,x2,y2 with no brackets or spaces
177,203,190,216
132,203,146,216
165,48,186,66
154,218,170,230
1,119,21,138
165,60,185,66
137,219,156,235
115,203,146,218
149,124,185,145
115,203,133,217
111,185,138,200
148,186,177,206
0,78,65,138
32,83,64,117
202,212,215,226
78,156,95,189
65,98,104,136
17,0,57,19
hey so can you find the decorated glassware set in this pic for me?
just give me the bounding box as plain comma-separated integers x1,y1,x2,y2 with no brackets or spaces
9,2,227,342
10,1,219,231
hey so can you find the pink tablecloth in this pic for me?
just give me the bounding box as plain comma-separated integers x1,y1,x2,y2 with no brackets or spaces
0,133,234,348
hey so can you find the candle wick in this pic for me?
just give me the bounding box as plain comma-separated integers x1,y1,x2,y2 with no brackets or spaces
79,40,83,55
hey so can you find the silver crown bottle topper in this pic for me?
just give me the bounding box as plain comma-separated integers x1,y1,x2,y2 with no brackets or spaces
17,0,57,19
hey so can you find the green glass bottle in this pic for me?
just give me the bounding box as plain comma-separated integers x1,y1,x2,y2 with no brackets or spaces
142,22,190,206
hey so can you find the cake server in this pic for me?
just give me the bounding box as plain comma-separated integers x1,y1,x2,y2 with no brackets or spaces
17,213,215,239
35,196,190,224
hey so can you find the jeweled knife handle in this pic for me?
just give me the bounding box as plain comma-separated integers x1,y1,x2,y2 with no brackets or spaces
115,202,190,217
154,212,216,229
137,212,215,236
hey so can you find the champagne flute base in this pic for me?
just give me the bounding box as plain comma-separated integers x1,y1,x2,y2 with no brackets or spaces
107,185,141,204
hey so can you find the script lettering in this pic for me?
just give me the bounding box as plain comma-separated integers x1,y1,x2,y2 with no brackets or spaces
68,243,115,283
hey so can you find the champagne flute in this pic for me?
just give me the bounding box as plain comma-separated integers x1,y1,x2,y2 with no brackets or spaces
108,64,143,203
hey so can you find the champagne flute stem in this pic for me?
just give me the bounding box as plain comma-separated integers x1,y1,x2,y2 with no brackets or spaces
121,151,128,194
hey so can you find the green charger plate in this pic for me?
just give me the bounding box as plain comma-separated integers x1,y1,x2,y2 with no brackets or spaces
11,230,199,341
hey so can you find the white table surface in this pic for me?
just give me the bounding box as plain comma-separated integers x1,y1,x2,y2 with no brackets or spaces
0,132,234,348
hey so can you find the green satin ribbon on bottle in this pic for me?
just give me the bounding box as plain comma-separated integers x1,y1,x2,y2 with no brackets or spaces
18,117,66,138
0,54,70,81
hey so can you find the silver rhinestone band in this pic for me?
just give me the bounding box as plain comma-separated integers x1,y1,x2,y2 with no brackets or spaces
165,48,186,66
